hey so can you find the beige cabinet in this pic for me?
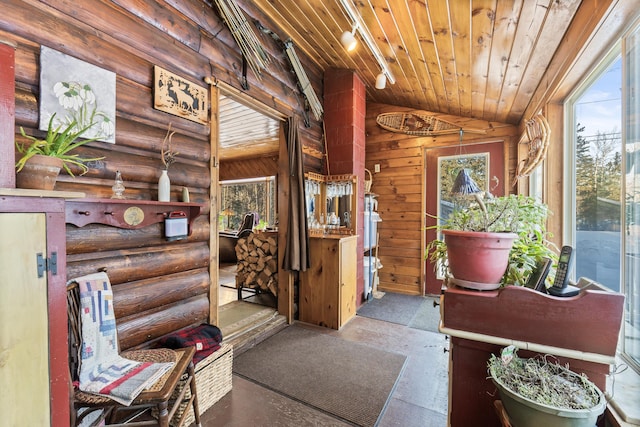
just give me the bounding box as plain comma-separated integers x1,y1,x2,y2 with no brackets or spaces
299,235,357,329
0,195,69,426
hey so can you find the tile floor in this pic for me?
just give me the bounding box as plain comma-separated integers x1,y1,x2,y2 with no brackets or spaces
199,314,450,427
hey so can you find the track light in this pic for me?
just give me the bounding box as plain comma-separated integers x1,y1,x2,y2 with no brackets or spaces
375,72,386,89
338,0,396,86
340,27,357,52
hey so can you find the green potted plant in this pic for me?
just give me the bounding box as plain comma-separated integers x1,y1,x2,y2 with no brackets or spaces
426,192,557,289
488,346,606,427
15,113,104,190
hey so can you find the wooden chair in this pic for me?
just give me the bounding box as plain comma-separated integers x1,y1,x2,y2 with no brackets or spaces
67,281,202,427
236,212,256,238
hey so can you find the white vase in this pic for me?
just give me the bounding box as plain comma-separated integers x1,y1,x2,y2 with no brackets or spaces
158,169,170,202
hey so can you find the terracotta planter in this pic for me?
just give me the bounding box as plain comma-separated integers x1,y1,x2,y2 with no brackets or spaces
16,155,64,190
443,229,517,290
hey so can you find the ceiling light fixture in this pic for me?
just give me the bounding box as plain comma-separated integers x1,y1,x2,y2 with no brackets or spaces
338,0,395,87
375,72,386,89
340,26,358,52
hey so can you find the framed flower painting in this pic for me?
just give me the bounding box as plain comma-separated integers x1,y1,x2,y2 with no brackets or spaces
39,46,116,144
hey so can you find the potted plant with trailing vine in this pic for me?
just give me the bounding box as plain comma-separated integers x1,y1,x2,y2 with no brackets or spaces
425,191,557,290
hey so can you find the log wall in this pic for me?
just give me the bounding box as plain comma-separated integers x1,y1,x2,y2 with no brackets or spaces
365,103,519,296
2,0,324,349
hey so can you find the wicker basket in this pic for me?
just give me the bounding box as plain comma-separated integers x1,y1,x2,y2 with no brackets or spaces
171,342,233,426
364,168,372,193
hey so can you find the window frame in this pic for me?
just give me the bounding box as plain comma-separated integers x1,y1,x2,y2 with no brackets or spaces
563,43,622,248
219,176,276,230
564,21,640,376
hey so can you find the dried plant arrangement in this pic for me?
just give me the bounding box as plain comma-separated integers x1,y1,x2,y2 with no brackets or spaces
161,123,179,170
488,347,602,410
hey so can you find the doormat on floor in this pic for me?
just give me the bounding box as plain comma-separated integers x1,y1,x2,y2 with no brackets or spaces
356,292,425,325
408,297,442,333
218,301,276,340
233,324,407,427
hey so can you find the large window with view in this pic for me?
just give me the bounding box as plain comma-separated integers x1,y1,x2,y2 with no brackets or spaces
219,177,275,231
566,22,640,374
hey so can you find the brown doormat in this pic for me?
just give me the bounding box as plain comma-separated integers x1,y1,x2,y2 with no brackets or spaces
233,324,407,427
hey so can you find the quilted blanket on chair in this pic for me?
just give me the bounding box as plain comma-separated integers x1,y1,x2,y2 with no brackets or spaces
72,272,174,406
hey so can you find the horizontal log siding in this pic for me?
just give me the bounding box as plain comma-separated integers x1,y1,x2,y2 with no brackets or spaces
365,103,518,295
3,0,324,349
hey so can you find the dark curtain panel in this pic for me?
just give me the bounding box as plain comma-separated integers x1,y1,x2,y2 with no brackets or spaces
283,116,310,271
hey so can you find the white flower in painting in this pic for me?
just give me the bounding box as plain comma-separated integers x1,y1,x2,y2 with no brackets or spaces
96,113,115,138
53,81,73,98
53,81,84,111
79,84,96,105
50,80,113,140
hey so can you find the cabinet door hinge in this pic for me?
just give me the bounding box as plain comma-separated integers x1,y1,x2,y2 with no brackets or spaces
36,252,58,278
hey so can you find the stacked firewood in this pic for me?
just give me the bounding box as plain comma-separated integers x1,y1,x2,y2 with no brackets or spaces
235,232,278,296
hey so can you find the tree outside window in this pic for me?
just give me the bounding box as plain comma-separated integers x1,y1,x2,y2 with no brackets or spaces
220,177,275,231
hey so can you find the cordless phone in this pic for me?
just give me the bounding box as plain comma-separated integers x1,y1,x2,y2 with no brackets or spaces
548,246,580,297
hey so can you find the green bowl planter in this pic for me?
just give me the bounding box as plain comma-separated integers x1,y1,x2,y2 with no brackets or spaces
443,229,518,290
489,354,606,427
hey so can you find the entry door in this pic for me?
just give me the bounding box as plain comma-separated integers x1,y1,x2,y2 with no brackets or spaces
424,141,505,294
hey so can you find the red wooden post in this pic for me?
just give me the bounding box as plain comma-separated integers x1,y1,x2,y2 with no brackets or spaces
0,40,16,188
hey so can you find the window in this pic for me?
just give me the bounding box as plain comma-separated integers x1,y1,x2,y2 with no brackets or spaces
437,153,489,226
566,20,640,373
219,177,275,230
624,23,640,372
570,55,622,291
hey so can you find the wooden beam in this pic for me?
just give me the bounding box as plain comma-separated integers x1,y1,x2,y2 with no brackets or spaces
544,102,564,249
209,81,220,326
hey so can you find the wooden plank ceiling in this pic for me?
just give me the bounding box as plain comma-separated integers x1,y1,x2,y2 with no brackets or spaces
219,95,280,160
221,0,582,158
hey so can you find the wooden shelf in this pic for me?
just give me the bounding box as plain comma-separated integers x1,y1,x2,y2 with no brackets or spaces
65,198,202,234
0,187,86,199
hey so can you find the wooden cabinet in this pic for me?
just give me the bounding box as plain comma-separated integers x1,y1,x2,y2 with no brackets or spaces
441,284,624,427
0,195,69,427
299,235,357,329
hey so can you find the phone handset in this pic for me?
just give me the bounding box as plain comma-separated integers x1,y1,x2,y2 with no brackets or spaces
548,245,580,297
553,246,574,289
